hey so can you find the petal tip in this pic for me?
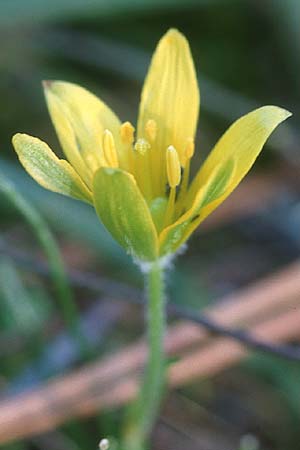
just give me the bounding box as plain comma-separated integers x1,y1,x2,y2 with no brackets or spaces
42,80,64,94
43,80,73,95
94,167,136,184
42,80,54,89
164,28,187,45
12,132,27,147
261,105,292,121
279,107,292,120
12,132,20,144
101,167,119,176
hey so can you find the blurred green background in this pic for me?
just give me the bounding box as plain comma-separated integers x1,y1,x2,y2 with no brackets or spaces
1,1,300,450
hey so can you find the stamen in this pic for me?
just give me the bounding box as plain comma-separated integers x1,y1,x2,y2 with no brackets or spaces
134,138,152,200
163,187,176,228
120,122,135,174
120,121,135,145
185,137,195,160
163,146,181,227
166,145,181,188
103,129,119,168
135,138,151,155
145,119,157,142
175,138,195,213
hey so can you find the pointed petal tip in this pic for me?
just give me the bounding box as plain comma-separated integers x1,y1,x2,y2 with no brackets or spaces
42,80,55,90
42,80,65,95
94,166,136,184
42,80,74,94
165,27,181,36
260,105,292,121
12,132,27,146
163,28,187,44
100,167,118,176
12,132,20,143
278,106,292,119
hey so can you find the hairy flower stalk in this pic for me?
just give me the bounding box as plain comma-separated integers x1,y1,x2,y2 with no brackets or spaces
12,29,291,450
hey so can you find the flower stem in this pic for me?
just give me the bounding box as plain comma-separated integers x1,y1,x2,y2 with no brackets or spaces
123,261,166,450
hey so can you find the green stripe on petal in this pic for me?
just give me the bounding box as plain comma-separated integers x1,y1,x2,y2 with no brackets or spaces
93,168,158,261
160,105,291,256
188,106,292,208
12,133,93,203
159,159,235,255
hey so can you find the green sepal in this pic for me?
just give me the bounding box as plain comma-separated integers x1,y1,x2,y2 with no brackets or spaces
12,133,93,203
93,168,158,261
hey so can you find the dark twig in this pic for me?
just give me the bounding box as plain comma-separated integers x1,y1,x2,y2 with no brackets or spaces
167,303,300,361
1,241,300,361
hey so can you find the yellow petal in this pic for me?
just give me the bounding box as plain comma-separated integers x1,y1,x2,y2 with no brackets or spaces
44,81,127,185
188,106,292,209
12,133,93,203
137,29,199,195
160,105,291,255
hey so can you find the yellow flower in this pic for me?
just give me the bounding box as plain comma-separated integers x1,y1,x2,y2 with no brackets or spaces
12,29,291,262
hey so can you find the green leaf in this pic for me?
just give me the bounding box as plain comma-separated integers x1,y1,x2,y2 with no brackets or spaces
0,173,86,348
93,168,158,261
0,257,49,333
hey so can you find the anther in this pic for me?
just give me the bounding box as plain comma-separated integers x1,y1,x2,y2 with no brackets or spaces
185,137,195,159
135,138,151,155
120,121,135,145
103,130,119,168
166,145,181,188
145,119,157,142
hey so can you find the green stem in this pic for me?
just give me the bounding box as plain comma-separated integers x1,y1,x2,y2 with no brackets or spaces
123,261,166,450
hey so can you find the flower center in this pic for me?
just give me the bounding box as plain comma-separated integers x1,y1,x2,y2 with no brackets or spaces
102,120,195,230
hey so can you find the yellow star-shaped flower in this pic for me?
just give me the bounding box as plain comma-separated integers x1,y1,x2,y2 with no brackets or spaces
12,29,291,262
